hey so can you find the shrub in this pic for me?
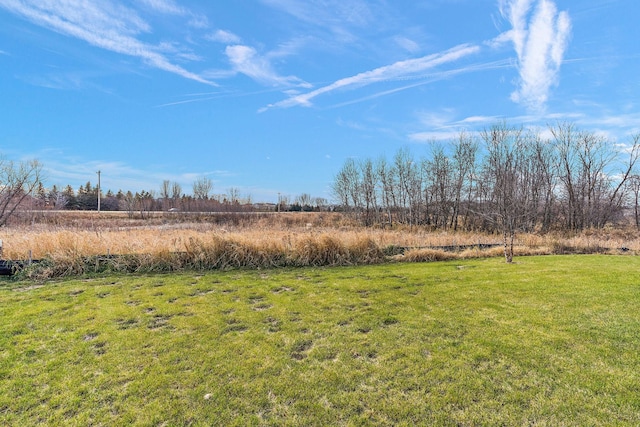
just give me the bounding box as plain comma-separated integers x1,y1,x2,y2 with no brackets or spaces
403,248,456,263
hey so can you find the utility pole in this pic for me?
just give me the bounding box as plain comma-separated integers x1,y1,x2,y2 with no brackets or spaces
96,170,101,212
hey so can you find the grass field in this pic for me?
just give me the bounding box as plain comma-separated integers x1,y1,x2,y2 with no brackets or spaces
4,211,640,262
2,255,640,425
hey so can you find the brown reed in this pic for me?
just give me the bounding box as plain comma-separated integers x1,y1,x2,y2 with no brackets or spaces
4,212,639,279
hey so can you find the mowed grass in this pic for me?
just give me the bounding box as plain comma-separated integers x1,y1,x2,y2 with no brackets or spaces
2,255,640,426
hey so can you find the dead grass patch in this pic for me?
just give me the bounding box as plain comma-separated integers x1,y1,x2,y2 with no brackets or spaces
3,212,640,278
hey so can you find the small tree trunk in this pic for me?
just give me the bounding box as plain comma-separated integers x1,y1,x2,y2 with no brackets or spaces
635,192,640,229
509,230,515,263
503,228,514,263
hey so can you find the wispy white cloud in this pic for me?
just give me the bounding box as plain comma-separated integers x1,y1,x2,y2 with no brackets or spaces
409,130,467,143
206,29,242,44
265,0,375,26
18,70,113,92
261,0,376,40
264,43,480,110
326,58,512,110
35,151,235,194
187,14,209,29
458,115,502,125
201,68,238,80
225,45,311,88
39,156,165,192
137,0,186,16
266,37,311,59
406,108,638,144
408,108,590,143
575,112,640,138
417,110,457,129
0,0,213,85
394,36,421,54
154,96,222,108
155,87,294,108
137,0,209,29
157,41,201,62
408,110,488,143
496,0,571,111
336,118,368,131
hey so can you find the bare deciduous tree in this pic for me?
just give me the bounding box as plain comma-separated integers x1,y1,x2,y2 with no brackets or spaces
451,132,478,231
332,158,360,214
313,197,328,208
53,192,69,210
120,191,136,219
394,148,420,228
481,123,526,263
599,133,640,227
136,190,156,219
630,174,640,229
425,144,453,229
295,193,312,208
226,187,241,209
359,159,378,225
193,176,213,212
330,123,639,242
0,158,42,227
193,176,213,200
160,180,171,210
170,181,182,210
376,156,396,226
551,123,639,230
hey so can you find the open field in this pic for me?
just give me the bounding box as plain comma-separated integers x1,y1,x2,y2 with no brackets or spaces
3,211,640,279
2,255,640,425
4,211,501,260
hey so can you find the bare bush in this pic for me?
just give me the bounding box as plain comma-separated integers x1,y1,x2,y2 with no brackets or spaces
0,158,42,227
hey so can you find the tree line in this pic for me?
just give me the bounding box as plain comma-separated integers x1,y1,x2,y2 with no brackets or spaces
33,179,253,216
332,122,640,261
28,178,328,218
0,152,332,226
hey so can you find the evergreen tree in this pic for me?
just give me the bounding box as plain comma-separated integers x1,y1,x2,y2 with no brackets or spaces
77,181,98,210
35,182,47,207
63,185,77,209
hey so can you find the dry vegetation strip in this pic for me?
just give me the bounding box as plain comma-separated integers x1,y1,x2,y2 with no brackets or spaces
4,212,499,259
3,212,640,279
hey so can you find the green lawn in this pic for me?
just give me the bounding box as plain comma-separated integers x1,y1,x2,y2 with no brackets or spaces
2,255,640,426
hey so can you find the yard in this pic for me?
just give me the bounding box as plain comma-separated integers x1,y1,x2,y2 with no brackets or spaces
2,255,639,425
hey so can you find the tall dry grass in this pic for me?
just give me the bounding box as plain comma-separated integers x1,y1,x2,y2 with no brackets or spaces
15,232,387,280
3,211,639,279
1,212,506,260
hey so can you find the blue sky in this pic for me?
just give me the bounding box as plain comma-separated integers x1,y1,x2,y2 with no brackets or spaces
1,0,638,202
